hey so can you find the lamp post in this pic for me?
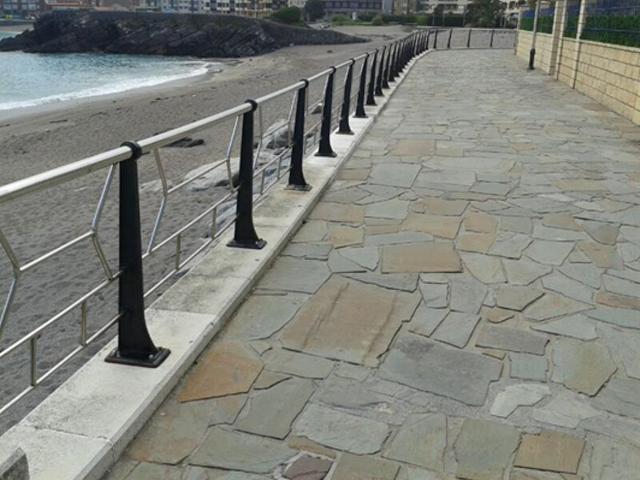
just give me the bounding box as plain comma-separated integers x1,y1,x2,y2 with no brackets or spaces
529,0,541,69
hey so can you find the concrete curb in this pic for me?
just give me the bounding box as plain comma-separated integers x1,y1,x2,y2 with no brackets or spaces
0,49,430,480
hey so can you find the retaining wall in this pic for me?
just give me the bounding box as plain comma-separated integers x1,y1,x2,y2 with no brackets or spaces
517,26,640,125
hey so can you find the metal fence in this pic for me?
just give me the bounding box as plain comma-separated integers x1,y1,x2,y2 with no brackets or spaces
521,6,556,33
582,0,640,47
0,28,515,420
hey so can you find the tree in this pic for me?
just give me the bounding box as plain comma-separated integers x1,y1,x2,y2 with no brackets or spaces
272,6,303,24
465,0,505,27
304,0,324,21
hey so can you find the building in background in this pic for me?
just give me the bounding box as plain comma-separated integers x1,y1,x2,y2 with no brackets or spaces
1,0,43,17
323,0,382,17
161,0,209,12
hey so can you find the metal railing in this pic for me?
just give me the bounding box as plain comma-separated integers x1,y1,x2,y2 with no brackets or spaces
425,27,518,49
0,30,431,418
0,27,516,418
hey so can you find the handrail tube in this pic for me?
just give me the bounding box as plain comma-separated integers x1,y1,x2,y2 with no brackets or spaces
253,81,305,106
0,147,131,206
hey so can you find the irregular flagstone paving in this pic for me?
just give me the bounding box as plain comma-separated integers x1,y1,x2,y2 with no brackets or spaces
106,50,640,479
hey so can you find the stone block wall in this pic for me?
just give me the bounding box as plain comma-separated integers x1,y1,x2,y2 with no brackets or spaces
516,30,555,73
517,17,640,125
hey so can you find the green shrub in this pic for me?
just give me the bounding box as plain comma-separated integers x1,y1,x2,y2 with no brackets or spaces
331,14,350,25
358,11,377,21
272,6,303,25
416,15,429,25
372,14,385,25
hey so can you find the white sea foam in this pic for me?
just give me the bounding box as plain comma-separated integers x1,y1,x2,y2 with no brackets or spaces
0,57,218,112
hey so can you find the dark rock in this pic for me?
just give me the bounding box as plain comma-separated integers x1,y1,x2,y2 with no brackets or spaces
166,137,205,148
0,11,366,58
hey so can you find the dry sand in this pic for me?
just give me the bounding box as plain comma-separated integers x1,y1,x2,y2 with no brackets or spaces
0,25,410,432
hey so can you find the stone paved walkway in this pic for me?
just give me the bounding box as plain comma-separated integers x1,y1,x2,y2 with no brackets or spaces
106,50,640,480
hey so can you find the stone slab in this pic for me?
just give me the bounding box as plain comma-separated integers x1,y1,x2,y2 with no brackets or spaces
190,428,295,473
379,334,502,406
178,342,263,402
490,384,550,418
292,404,389,454
383,413,446,470
551,338,616,395
432,312,480,348
514,431,585,474
280,276,401,366
235,378,315,439
332,453,400,480
476,325,548,355
454,419,520,480
381,243,461,273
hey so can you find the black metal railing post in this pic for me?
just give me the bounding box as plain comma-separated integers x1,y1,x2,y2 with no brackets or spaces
490,29,495,48
288,80,312,190
375,46,385,96
366,50,377,106
105,141,170,368
338,60,355,134
355,54,369,118
467,28,472,48
426,30,431,50
447,29,452,49
390,43,398,81
227,101,267,249
434,29,439,49
383,44,392,87
316,68,336,158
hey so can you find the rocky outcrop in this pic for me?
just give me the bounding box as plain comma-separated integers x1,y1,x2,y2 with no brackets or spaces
0,11,365,57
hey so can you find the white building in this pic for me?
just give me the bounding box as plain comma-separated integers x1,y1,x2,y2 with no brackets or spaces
160,0,209,12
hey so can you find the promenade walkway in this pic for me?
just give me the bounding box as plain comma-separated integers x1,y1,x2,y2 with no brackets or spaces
106,49,640,479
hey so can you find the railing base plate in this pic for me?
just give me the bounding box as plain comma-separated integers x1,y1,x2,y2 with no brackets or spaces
316,151,337,158
286,184,313,192
105,347,170,368
227,238,267,250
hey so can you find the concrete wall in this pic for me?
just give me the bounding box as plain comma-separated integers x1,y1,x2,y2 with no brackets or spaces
517,14,640,125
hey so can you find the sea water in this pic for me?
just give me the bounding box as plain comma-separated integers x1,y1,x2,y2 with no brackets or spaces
0,30,218,112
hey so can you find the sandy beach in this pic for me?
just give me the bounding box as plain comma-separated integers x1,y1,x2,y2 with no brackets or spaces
0,24,411,432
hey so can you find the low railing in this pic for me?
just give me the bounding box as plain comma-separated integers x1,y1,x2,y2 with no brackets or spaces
426,27,518,49
0,27,515,419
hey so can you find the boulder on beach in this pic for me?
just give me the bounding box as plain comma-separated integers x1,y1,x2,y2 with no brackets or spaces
0,11,366,57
